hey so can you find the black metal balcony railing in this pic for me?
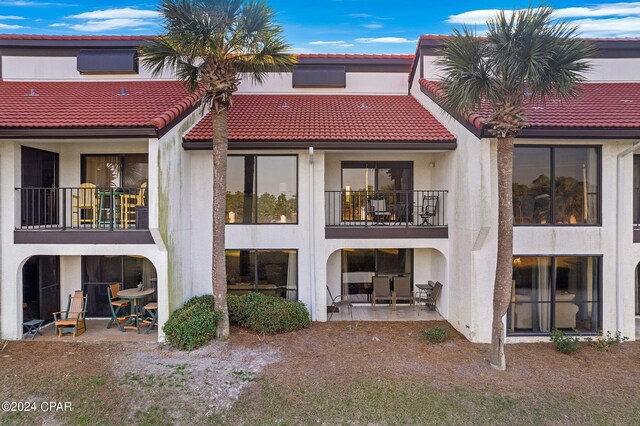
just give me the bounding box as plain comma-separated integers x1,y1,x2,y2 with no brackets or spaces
635,187,640,228
325,190,448,227
16,187,148,230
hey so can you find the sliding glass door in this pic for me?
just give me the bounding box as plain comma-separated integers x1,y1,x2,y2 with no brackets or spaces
341,248,412,302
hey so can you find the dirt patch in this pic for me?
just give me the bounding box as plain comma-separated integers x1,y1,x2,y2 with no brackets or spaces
2,322,640,425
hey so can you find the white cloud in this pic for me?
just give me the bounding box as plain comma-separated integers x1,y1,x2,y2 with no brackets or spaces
49,22,71,27
0,23,25,28
309,40,348,45
363,23,382,29
286,47,315,54
573,16,640,37
69,8,160,20
0,15,25,19
347,13,372,18
355,37,415,44
69,18,155,32
447,2,640,24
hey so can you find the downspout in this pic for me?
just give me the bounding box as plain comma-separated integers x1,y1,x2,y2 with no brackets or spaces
308,147,316,320
616,140,640,334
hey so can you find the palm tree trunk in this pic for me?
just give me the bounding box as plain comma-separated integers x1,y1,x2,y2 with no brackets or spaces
490,136,514,370
212,109,230,340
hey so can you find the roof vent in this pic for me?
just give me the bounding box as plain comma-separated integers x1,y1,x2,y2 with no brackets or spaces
118,87,128,96
357,102,368,109
26,88,38,97
278,102,291,109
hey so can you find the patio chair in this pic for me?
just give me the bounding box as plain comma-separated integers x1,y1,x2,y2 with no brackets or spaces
53,291,88,339
420,194,439,226
393,276,415,309
120,181,147,228
71,183,98,226
367,197,391,225
141,302,158,335
372,276,392,310
326,285,353,320
423,281,443,313
106,283,129,331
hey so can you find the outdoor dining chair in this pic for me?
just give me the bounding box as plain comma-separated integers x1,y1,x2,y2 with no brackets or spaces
71,183,98,226
372,276,392,310
53,290,88,339
420,194,439,226
367,197,392,225
107,283,129,331
141,302,158,335
326,285,353,320
392,276,415,309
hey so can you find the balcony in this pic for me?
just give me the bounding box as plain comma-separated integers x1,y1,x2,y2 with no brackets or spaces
325,190,448,239
14,186,153,244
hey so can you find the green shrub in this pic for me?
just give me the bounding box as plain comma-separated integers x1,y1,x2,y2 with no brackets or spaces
164,296,221,351
549,329,581,354
184,294,215,310
227,294,242,325
228,292,311,334
421,327,448,343
586,330,629,352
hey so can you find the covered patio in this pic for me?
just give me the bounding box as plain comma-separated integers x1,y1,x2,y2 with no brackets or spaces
34,319,157,343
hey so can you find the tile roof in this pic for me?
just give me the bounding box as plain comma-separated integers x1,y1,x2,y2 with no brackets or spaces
0,81,201,130
183,94,455,143
419,78,640,129
0,34,155,41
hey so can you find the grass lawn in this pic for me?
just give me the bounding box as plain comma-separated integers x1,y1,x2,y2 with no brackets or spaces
1,321,639,425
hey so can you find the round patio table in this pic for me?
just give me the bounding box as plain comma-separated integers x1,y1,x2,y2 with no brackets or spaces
118,288,155,334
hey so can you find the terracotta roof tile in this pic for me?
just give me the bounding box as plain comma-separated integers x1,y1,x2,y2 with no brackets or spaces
184,94,455,143
419,78,640,129
0,81,201,130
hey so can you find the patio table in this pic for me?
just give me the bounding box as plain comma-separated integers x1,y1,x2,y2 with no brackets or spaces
23,319,44,340
118,288,155,334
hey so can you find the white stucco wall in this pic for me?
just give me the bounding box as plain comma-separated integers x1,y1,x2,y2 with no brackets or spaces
237,72,408,94
420,55,640,82
0,138,169,341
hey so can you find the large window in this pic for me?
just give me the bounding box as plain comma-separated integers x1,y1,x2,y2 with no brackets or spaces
226,155,297,224
513,146,600,225
508,256,601,335
341,248,412,303
226,250,298,299
81,255,157,317
82,154,148,188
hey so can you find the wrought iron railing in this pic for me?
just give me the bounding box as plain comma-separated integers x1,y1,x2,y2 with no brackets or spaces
635,188,640,229
16,187,148,230
325,190,448,227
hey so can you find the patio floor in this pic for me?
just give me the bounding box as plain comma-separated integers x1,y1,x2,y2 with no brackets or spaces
33,319,157,343
327,304,443,321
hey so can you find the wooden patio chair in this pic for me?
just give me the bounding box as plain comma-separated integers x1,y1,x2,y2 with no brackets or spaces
327,285,353,320
120,181,147,228
53,290,88,339
106,283,129,331
141,302,158,335
420,195,439,225
372,276,392,310
393,276,415,309
71,183,98,226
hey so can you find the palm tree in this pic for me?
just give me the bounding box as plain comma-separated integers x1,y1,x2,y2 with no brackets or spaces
436,7,593,369
141,0,296,339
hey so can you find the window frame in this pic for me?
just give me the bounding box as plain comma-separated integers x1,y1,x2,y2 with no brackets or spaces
513,144,602,227
226,154,299,225
508,254,603,336
340,161,414,192
80,153,148,189
225,248,299,300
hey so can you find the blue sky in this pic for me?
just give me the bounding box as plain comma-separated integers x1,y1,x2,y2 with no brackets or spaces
1,1,640,53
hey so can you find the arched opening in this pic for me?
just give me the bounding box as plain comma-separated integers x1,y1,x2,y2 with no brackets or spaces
20,254,159,340
326,247,447,321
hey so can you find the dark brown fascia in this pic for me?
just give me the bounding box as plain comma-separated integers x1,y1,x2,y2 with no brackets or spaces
183,139,457,150
14,230,155,244
0,39,149,49
420,84,640,140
